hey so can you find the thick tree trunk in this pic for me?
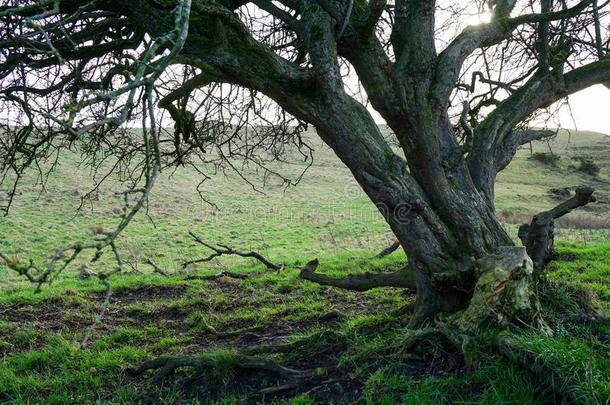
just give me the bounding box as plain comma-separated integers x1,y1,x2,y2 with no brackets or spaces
300,91,513,325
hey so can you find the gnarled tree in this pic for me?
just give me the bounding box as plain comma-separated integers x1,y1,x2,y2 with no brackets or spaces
0,0,608,328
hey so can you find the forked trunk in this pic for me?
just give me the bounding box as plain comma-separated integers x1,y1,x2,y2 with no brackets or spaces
301,92,515,325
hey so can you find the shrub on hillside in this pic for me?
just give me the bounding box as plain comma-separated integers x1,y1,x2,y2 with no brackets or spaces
572,156,600,176
529,152,561,166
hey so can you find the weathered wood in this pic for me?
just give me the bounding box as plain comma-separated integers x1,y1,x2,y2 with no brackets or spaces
372,241,401,259
519,187,596,270
300,265,415,291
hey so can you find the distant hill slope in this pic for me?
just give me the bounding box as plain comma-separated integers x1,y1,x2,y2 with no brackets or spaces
0,129,607,274
495,129,609,217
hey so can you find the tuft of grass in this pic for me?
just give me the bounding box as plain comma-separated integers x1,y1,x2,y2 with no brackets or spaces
529,151,561,166
572,156,601,176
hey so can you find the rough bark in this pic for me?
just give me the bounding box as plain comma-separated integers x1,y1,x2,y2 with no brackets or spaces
300,267,415,291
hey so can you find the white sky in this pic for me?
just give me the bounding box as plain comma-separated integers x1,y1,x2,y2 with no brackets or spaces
554,85,610,134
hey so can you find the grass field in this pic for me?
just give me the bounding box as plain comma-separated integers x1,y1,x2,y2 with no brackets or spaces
0,129,608,404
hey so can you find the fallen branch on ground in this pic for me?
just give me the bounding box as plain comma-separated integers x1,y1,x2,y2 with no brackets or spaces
184,270,249,280
184,231,291,270
146,259,168,276
184,234,415,292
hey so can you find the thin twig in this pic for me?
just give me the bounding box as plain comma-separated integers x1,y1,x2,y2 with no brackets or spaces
80,277,112,349
146,258,168,276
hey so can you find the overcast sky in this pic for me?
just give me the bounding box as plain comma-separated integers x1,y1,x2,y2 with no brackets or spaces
554,85,610,135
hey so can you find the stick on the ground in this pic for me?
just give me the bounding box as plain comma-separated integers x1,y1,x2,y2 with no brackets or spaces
184,270,249,280
184,231,284,270
146,259,168,276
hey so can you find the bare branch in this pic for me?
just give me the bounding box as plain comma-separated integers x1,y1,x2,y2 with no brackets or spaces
372,240,401,259
184,231,285,270
300,264,415,291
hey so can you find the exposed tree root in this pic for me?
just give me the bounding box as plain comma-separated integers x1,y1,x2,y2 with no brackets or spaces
244,330,345,355
128,353,307,382
184,271,249,281
401,326,463,353
129,329,347,401
196,315,264,338
494,335,587,404
564,313,610,326
519,186,596,270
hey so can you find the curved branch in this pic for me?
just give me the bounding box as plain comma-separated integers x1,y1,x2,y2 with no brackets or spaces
183,231,300,270
434,0,597,105
518,187,596,270
496,129,556,172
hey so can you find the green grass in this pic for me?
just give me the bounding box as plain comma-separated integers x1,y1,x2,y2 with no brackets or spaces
0,130,609,403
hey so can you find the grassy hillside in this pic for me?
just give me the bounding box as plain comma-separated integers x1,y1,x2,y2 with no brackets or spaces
0,129,608,404
0,129,607,276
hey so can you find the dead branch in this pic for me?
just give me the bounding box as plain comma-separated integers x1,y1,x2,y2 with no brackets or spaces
184,231,285,270
184,270,249,281
184,235,414,291
372,241,401,259
146,259,168,277
519,186,596,270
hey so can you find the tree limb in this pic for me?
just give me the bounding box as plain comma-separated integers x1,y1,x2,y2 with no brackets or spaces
372,241,401,259
434,0,595,106
184,231,288,270
300,264,415,291
519,187,597,270
496,129,557,172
